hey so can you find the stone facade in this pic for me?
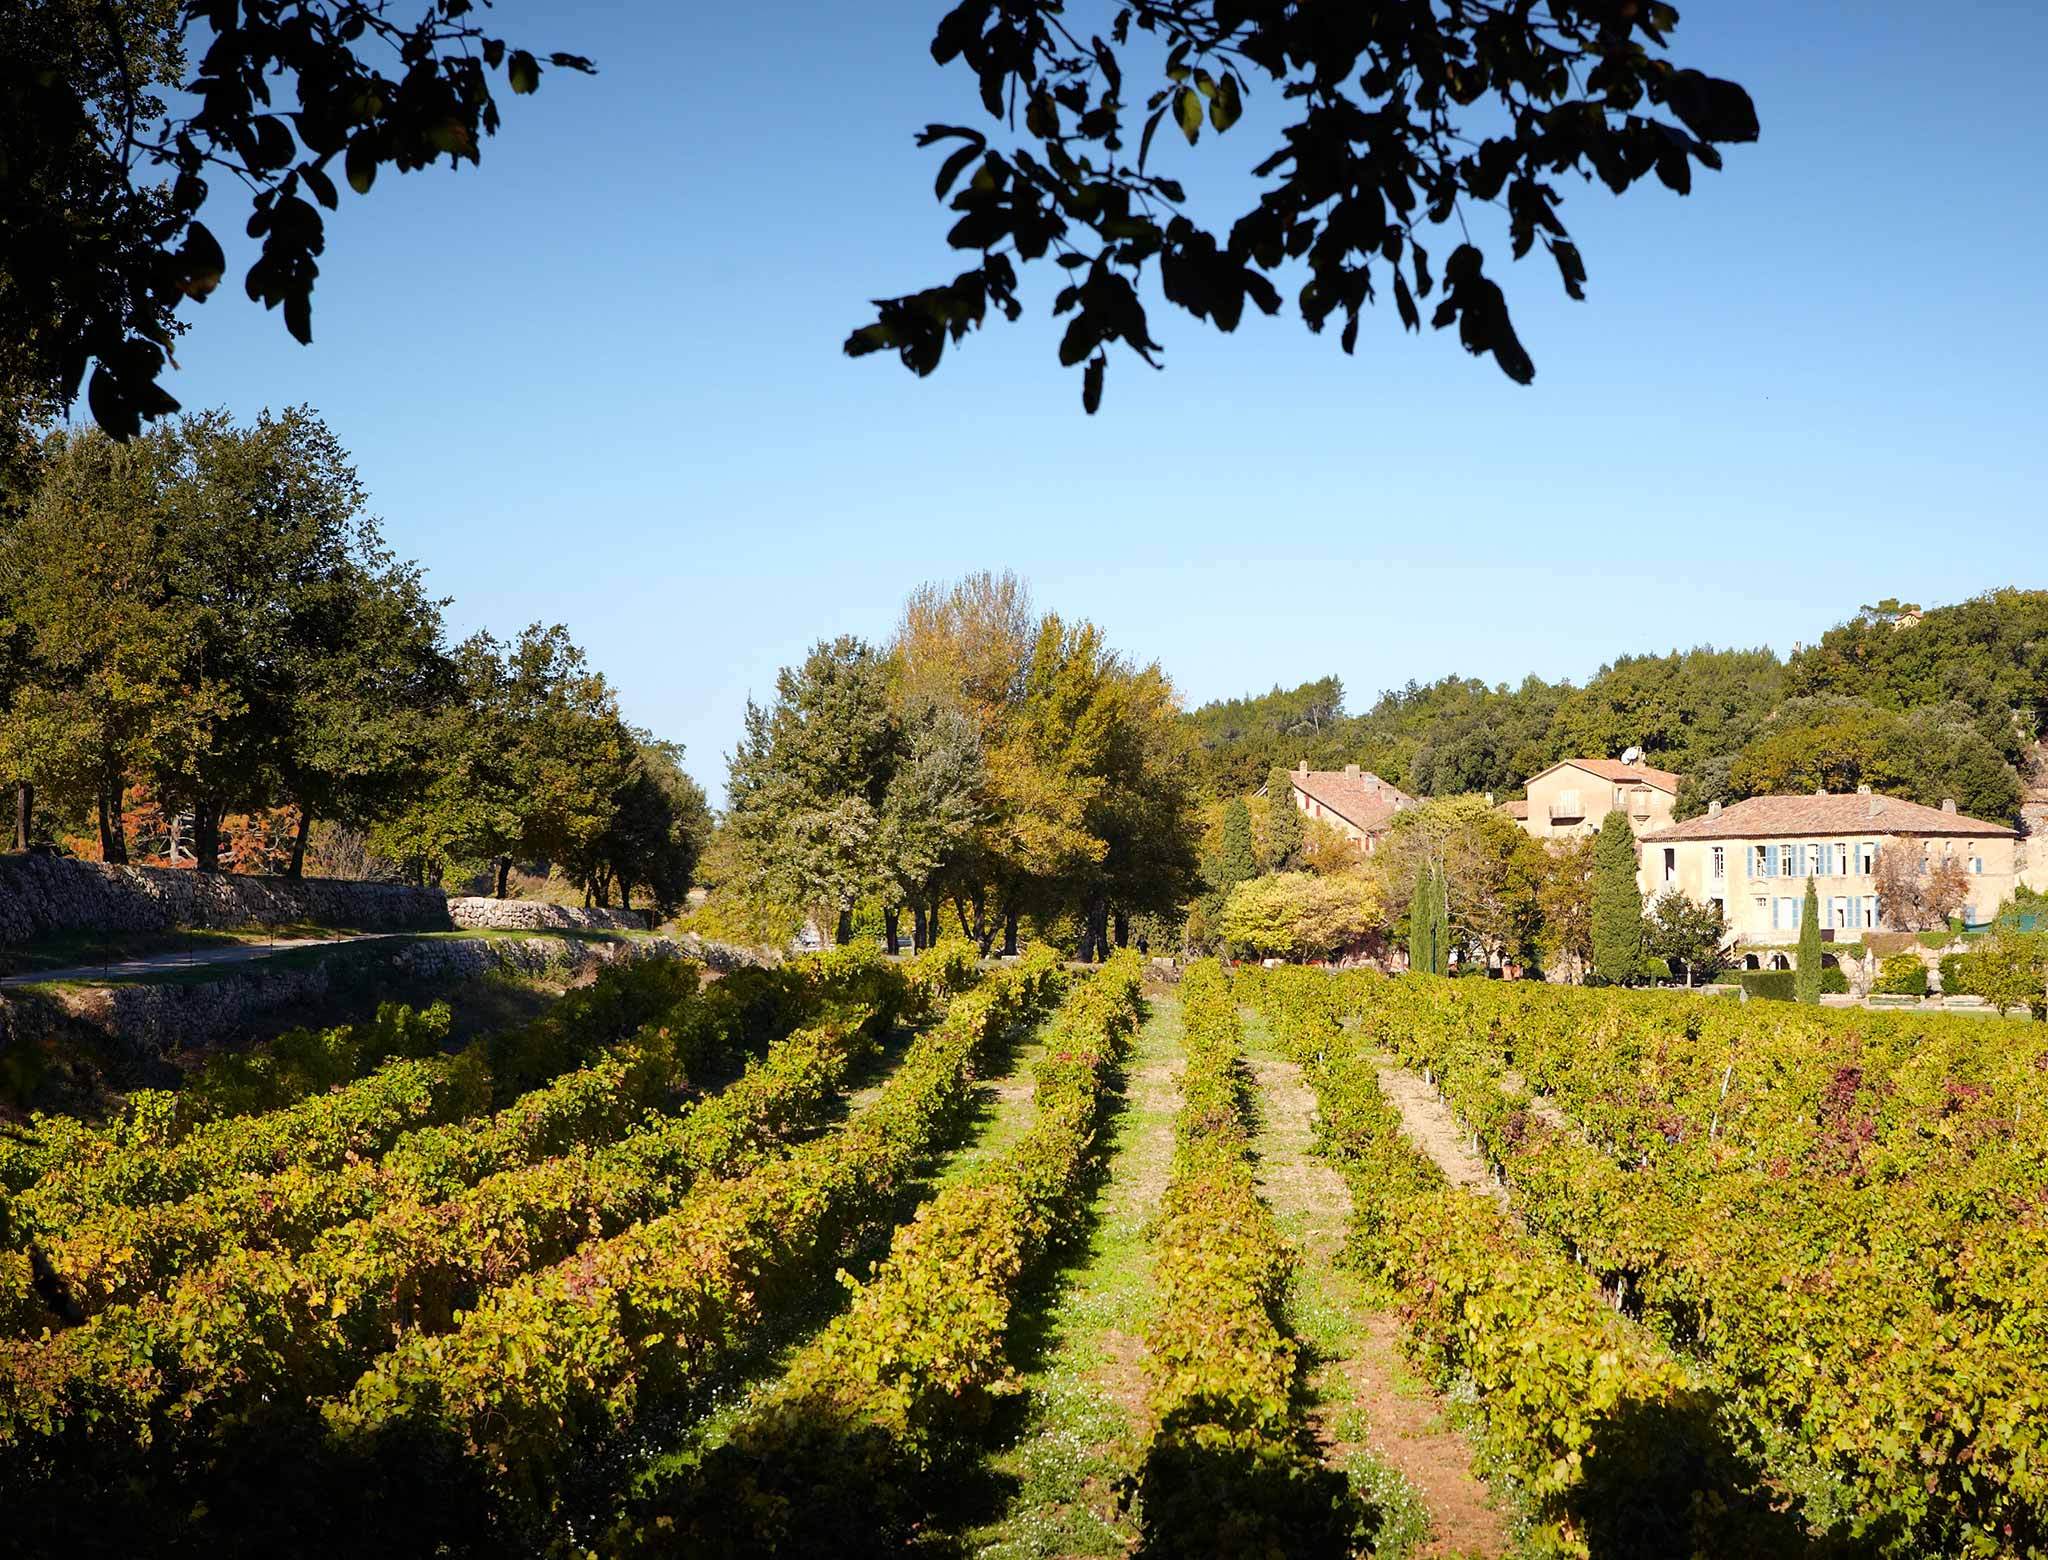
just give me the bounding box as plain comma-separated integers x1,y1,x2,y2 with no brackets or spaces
1639,790,2021,944
1517,759,1682,841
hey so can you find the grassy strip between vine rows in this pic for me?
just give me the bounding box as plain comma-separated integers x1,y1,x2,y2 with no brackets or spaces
1128,959,1355,1558
1240,966,1807,1560
0,944,946,1333
313,945,1065,1543
0,944,983,1552
1341,971,2048,1558
0,1000,461,1199
607,952,1148,1556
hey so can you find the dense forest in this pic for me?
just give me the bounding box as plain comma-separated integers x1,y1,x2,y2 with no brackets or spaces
1184,593,2048,827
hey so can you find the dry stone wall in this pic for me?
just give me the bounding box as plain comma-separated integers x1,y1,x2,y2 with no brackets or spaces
1,933,688,1076
0,855,652,945
445,898,650,933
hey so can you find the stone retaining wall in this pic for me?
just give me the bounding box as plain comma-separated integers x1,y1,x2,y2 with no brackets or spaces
0,854,652,944
1,933,688,1077
445,898,650,933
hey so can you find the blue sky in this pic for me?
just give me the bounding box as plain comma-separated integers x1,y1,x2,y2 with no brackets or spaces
153,1,2047,803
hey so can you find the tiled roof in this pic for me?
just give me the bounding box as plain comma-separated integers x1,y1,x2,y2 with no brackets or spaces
1530,758,1683,793
1641,792,2014,843
1501,799,1530,819
1289,769,1413,834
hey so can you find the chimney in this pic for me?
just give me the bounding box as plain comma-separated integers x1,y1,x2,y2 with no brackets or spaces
1814,786,1827,797
1942,797,1957,814
1485,791,1495,807
1708,799,1722,817
1297,760,1308,776
1344,763,1360,778
1367,776,1380,795
1856,784,1872,796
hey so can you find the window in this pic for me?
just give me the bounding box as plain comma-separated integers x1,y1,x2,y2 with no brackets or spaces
1663,847,1677,884
1807,843,1823,877
1778,844,1798,877
1833,842,1848,876
1971,856,1984,875
1773,896,1800,930
1862,895,1878,929
1712,846,1726,880
1856,841,1876,874
1753,845,1771,878
1831,896,1850,929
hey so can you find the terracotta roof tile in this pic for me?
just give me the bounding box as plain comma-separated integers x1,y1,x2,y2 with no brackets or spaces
1502,799,1530,819
1641,792,2013,842
1532,758,1683,793
1288,769,1414,835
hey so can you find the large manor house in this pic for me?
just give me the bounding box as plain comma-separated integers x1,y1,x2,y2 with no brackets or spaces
1280,754,2045,950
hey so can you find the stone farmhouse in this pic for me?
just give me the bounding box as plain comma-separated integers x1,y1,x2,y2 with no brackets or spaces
1636,788,2022,942
1280,762,1414,853
1509,757,1682,841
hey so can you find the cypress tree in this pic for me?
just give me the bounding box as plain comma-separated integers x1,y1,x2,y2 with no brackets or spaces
1409,860,1449,976
1428,863,1451,975
1589,811,1645,985
1214,798,1258,890
1795,876,1824,1004
1265,766,1307,871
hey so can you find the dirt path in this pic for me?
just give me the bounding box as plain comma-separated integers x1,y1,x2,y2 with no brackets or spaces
1243,1025,1509,1560
0,934,392,989
951,989,1186,1559
1372,1057,1508,1206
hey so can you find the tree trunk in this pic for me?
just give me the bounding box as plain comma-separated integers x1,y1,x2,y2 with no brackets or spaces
1113,909,1130,949
972,893,993,956
911,902,928,951
13,781,32,851
495,856,511,898
286,808,312,880
1087,898,1110,964
928,894,943,945
835,906,854,946
954,897,973,940
96,779,129,864
884,905,901,955
1003,908,1019,958
192,802,223,876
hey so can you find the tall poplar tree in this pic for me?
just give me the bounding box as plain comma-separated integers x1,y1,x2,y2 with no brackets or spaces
1213,799,1257,893
1590,811,1646,985
1796,877,1825,1005
1264,766,1306,872
1409,861,1449,977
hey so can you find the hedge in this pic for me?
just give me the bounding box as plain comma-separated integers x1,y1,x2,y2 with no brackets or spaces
1738,970,1795,1002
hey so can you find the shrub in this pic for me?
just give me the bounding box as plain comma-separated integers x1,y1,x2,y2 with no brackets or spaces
1220,871,1381,962
1939,953,1975,997
1739,971,1796,1002
1875,953,1929,996
1820,966,1849,995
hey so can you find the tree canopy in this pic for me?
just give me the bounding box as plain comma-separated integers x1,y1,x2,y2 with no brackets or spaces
1,409,706,904
851,0,1758,411
1183,593,2046,827
1,0,591,443
716,573,1199,957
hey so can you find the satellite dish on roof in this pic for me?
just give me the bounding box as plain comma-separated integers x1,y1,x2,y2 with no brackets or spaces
1621,746,1643,766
